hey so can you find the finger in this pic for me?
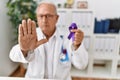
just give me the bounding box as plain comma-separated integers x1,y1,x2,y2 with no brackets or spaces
74,38,81,43
22,20,27,35
75,33,83,39
75,30,84,37
31,21,36,35
73,41,81,47
19,24,24,37
37,39,48,47
74,37,81,44
27,19,32,35
74,37,82,45
71,29,81,33
75,33,83,41
74,32,84,44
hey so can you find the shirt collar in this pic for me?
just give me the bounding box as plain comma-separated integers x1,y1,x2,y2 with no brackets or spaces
41,27,60,40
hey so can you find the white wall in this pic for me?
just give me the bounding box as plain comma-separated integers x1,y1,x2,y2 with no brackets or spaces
88,0,120,19
49,0,120,19
0,0,18,76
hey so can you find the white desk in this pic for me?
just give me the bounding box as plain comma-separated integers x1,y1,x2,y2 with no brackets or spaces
0,77,57,80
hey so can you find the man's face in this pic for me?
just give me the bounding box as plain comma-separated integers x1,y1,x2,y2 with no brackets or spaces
36,4,59,34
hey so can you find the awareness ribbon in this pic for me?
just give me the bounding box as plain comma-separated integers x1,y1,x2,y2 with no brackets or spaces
68,23,77,41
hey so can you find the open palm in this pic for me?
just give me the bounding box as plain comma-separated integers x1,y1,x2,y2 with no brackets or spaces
18,19,47,52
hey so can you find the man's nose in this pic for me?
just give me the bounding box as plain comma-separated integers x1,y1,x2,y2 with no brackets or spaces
42,16,47,22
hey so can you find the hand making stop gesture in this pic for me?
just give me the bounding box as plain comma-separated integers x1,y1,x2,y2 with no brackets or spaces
18,19,47,55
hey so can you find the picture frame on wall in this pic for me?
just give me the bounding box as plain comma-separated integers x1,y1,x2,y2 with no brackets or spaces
77,1,88,9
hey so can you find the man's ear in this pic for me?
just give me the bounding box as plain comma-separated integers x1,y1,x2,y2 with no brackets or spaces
56,15,59,22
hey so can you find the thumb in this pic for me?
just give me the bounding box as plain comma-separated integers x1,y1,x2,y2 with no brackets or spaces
36,39,48,47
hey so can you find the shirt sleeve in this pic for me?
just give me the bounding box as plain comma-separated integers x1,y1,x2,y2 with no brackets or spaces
70,42,88,70
9,44,35,63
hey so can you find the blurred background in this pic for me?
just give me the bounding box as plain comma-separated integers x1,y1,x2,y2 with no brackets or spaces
0,0,120,80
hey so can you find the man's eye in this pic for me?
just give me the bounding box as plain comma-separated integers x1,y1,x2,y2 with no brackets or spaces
46,15,52,18
40,15,43,18
38,15,54,19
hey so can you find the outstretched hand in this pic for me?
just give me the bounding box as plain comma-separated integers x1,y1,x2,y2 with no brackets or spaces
18,19,48,55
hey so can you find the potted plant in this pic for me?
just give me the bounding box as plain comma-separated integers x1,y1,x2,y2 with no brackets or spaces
7,0,37,44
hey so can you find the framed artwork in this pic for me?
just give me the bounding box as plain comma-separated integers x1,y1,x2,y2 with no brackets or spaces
77,1,88,9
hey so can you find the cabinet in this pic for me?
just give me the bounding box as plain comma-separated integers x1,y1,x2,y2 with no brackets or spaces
57,9,120,79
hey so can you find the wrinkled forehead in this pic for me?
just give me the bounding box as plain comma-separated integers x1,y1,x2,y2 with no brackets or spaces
36,3,57,15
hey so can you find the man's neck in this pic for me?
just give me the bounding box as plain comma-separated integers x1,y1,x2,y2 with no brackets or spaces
43,28,56,40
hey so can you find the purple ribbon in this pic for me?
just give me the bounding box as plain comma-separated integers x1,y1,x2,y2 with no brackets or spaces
68,23,77,41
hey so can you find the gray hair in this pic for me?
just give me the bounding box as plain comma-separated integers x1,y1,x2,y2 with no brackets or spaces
36,1,57,14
